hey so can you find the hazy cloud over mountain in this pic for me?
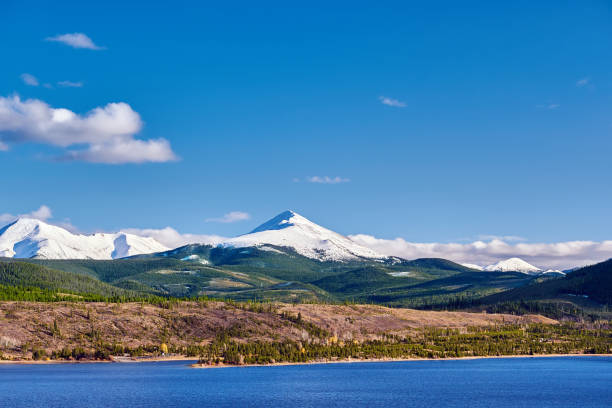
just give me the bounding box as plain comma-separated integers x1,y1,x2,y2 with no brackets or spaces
349,234,612,270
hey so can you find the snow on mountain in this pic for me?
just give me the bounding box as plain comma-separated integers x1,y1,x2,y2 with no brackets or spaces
461,263,484,271
221,210,385,262
0,218,168,260
542,269,566,276
484,257,542,274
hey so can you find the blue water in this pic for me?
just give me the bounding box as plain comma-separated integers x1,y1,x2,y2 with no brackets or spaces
1,357,611,407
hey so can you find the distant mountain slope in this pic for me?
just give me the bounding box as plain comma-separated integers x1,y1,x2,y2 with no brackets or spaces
480,258,612,305
0,218,168,259
312,267,535,308
221,210,384,261
20,244,486,302
3,251,545,309
401,258,474,275
369,270,535,306
145,243,358,282
144,243,477,282
312,266,412,295
16,256,333,301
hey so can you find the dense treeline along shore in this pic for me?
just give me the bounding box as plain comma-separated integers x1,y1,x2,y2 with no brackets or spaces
1,299,611,365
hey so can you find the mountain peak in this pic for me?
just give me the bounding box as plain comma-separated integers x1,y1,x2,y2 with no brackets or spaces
3,216,44,228
0,217,61,237
226,211,384,262
249,210,302,233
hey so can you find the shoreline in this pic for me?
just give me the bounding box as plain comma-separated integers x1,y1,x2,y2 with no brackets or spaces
1,353,609,366
0,355,198,365
190,353,612,369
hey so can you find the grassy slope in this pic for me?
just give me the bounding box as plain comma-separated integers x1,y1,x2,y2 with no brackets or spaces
366,271,534,307
16,258,297,298
311,265,535,307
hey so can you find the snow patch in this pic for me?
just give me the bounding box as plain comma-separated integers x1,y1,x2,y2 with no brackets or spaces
388,271,412,277
181,254,210,265
542,269,566,275
259,246,286,254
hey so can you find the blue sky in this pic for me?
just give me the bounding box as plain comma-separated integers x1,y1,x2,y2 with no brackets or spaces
1,0,611,246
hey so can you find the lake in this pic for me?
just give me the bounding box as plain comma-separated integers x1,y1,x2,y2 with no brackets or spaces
1,357,611,407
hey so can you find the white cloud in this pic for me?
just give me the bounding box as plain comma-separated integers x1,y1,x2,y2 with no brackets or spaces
576,77,590,87
57,80,83,88
0,95,177,164
20,73,39,87
348,234,612,270
45,33,103,50
62,138,177,164
0,205,53,224
205,211,251,223
29,205,52,221
122,227,227,248
306,176,350,184
379,96,406,108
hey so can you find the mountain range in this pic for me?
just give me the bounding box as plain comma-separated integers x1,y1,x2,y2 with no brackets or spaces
0,218,168,259
0,210,555,273
1,210,610,320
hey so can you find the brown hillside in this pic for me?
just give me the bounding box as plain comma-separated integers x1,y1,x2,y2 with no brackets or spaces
0,301,556,360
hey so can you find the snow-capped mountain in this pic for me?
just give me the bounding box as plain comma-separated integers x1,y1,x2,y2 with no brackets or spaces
484,257,542,274
0,218,168,259
221,210,385,262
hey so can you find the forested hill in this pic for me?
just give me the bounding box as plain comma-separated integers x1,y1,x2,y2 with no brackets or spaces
0,261,134,300
481,258,612,306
